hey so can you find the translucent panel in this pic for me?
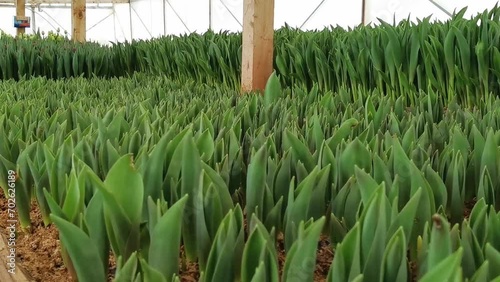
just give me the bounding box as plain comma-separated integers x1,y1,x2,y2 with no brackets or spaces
292,0,363,30
211,0,242,32
87,7,115,44
166,0,209,35
0,7,16,34
130,0,155,39
113,4,132,42
367,0,500,24
0,0,499,42
34,7,71,35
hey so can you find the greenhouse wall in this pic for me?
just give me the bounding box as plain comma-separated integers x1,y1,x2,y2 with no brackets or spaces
0,0,499,44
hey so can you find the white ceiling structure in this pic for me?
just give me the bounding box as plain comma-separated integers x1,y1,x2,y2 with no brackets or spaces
0,0,498,44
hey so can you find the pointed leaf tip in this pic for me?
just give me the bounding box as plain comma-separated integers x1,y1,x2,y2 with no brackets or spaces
264,71,281,107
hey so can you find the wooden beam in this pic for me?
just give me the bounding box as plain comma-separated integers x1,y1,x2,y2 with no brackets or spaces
71,0,86,42
15,0,25,36
241,0,275,93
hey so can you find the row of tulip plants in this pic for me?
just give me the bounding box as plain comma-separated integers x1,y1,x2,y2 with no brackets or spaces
3,7,500,105
0,72,499,281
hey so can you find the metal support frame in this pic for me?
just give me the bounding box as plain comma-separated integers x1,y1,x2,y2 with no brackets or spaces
1,1,116,40
0,0,353,43
0,0,127,3
208,0,212,30
162,0,165,35
361,0,366,25
128,0,132,39
299,0,326,29
165,0,190,33
40,4,76,33
428,0,453,18
130,4,152,37
2,0,136,43
112,4,128,41
87,10,113,32
219,0,241,28
112,4,116,39
30,5,36,30
0,3,114,8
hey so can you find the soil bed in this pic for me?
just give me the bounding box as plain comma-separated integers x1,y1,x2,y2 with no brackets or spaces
0,189,70,282
0,189,335,281
464,197,477,220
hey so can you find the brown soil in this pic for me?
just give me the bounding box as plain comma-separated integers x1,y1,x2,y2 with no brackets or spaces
0,189,117,282
314,236,334,281
1,188,334,281
0,189,71,282
276,233,333,281
179,246,200,282
108,254,117,281
408,248,418,282
409,260,418,282
463,197,477,220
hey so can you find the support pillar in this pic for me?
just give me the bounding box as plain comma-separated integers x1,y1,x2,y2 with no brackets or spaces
241,0,275,93
72,0,86,42
16,0,26,36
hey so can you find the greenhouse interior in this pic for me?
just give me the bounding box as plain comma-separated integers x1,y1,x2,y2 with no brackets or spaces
1,0,500,281
0,0,497,42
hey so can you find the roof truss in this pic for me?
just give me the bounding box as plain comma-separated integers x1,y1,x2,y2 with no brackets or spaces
0,0,128,4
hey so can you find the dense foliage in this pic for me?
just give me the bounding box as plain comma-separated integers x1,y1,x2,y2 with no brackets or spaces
2,7,500,104
1,70,499,281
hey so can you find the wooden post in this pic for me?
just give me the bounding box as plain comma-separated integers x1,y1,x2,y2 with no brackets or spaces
16,0,25,36
72,0,86,42
241,0,275,93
